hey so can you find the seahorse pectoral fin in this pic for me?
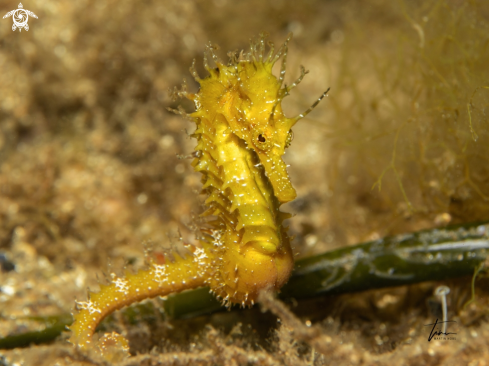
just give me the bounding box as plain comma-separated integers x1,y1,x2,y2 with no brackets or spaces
249,241,278,255
257,151,296,203
242,225,280,254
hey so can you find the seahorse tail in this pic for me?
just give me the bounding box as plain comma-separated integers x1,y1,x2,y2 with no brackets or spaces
68,251,208,349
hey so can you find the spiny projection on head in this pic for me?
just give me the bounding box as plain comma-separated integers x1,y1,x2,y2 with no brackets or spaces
68,32,329,353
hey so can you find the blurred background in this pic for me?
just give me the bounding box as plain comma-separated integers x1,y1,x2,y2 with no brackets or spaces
1,0,489,364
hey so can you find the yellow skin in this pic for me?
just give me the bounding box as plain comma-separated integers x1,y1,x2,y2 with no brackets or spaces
69,33,327,351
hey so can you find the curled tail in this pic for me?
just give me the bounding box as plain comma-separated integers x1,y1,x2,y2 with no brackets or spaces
68,247,210,349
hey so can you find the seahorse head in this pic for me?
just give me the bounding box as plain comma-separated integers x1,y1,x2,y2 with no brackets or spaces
205,35,303,203
227,60,299,204
188,34,327,204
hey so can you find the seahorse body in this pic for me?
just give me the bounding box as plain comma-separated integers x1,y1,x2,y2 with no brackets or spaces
69,33,327,351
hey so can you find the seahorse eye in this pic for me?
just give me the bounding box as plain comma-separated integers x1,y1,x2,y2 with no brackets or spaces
252,129,272,150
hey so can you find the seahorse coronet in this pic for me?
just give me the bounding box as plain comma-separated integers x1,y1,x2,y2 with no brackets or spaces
69,32,326,353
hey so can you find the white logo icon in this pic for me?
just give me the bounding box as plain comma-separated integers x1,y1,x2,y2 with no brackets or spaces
3,3,38,32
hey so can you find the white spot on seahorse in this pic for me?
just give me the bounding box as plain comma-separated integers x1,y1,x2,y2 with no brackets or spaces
194,247,208,263
111,273,129,295
212,229,225,247
193,247,211,276
152,263,168,285
76,300,102,315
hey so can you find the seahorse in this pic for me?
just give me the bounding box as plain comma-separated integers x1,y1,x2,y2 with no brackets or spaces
68,33,328,352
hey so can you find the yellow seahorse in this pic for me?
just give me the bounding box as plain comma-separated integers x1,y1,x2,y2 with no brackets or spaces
69,33,328,351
